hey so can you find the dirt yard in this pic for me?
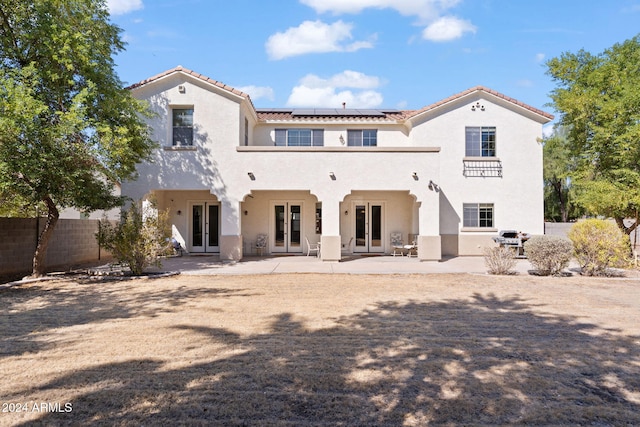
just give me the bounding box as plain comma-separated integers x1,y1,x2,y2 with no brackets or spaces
1,273,639,426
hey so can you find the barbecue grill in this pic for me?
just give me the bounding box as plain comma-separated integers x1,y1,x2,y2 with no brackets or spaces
492,230,530,257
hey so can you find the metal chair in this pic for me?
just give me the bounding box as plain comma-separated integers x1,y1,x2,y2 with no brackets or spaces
255,234,268,256
305,236,320,257
391,232,405,256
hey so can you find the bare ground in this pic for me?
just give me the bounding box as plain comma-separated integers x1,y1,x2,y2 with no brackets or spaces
1,273,640,426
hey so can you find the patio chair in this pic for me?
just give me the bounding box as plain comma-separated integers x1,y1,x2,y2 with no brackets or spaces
305,236,320,257
406,234,418,257
391,232,405,256
341,237,354,255
255,234,268,256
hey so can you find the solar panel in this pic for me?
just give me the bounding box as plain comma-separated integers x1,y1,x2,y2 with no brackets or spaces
290,108,389,117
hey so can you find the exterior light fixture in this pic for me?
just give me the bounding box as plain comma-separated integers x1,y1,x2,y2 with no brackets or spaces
344,210,348,216
339,135,345,145
428,180,440,192
412,172,418,180
329,172,336,180
248,172,255,180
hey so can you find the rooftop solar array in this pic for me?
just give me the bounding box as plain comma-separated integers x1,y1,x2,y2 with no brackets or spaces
292,109,390,117
255,108,400,117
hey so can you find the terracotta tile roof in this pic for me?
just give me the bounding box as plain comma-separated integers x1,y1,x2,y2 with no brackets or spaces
126,65,251,100
128,68,552,123
406,85,554,121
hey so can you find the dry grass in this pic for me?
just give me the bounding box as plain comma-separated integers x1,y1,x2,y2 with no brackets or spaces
1,273,640,426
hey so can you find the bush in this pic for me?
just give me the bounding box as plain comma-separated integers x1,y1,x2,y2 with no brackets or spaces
483,246,518,275
524,235,573,276
567,219,631,276
97,201,172,275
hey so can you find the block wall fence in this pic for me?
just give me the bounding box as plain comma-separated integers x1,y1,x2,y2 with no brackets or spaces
0,218,113,277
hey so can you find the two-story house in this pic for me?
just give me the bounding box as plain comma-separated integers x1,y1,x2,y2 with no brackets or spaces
122,66,553,261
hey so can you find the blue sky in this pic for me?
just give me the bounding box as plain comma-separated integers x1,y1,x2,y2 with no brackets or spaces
108,0,640,131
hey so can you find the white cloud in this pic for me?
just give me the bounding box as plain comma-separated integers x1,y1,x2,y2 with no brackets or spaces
300,70,381,89
266,20,374,60
301,0,476,44
107,0,143,15
535,53,545,63
238,85,275,102
542,124,554,138
301,0,460,23
286,70,384,108
422,16,476,41
516,79,534,88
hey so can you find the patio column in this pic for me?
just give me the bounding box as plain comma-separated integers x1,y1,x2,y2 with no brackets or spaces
219,198,242,261
418,188,442,261
319,198,341,261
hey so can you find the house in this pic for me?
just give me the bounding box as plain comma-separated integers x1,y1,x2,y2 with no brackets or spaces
122,66,553,261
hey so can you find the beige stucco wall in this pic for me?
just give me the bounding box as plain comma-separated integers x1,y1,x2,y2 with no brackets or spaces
123,71,549,260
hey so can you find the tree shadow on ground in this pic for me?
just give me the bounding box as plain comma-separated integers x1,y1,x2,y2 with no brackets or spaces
0,281,253,357
13,292,640,425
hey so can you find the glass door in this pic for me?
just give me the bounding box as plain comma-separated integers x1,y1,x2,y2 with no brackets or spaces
354,203,384,253
272,201,303,253
189,202,220,253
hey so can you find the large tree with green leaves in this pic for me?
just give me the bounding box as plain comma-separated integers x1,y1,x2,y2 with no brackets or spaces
0,0,154,277
546,34,640,234
542,125,582,222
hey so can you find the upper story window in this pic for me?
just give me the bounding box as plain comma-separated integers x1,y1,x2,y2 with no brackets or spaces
465,126,496,157
172,108,194,146
275,129,324,146
348,129,377,147
463,203,494,228
244,118,249,146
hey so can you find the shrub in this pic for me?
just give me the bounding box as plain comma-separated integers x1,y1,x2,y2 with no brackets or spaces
483,246,518,275
567,219,631,276
524,235,573,276
97,201,172,275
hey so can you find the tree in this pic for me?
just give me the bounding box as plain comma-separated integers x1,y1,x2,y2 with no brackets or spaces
546,34,640,235
0,0,154,277
543,126,573,222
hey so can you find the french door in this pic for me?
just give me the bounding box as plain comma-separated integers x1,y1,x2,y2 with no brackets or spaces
271,201,303,253
189,202,220,253
354,202,384,253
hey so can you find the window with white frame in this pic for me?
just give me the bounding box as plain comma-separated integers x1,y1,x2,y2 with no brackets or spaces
463,203,494,228
465,126,496,157
172,108,194,146
275,129,324,146
348,129,377,146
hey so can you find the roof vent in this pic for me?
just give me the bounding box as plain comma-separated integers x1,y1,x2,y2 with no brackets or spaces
178,85,185,93
342,102,346,109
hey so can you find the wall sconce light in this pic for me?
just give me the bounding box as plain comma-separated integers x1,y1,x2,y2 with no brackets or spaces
248,172,255,180
471,101,485,111
412,172,419,181
244,210,248,216
329,172,336,180
428,180,440,192
344,210,349,216
177,210,182,215
339,135,345,145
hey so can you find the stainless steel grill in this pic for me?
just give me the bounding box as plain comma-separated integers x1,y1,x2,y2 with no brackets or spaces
492,230,530,258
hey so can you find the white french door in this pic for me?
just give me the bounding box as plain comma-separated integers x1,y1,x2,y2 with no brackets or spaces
271,201,303,253
189,202,220,253
353,202,384,253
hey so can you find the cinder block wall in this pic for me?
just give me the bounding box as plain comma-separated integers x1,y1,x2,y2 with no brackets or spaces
544,222,574,238
0,218,113,276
